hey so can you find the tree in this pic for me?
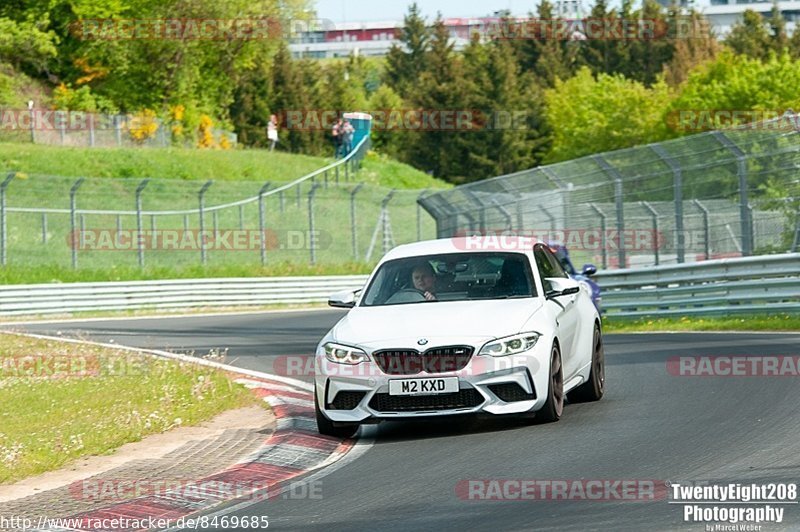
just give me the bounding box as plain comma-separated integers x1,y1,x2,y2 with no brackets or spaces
544,67,673,162
725,10,772,60
385,3,430,95
663,9,719,87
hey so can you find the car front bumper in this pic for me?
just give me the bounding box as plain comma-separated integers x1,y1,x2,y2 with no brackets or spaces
314,337,552,423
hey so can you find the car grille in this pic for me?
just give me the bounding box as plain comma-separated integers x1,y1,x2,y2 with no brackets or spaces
372,346,474,375
328,391,367,410
368,388,484,412
488,382,536,402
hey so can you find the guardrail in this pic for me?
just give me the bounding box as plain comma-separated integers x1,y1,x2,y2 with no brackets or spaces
0,253,796,317
595,253,800,318
0,276,369,316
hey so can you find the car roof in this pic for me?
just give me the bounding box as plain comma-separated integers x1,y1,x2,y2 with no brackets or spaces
381,236,541,262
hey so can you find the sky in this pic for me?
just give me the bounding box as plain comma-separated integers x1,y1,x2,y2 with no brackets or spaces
312,0,538,23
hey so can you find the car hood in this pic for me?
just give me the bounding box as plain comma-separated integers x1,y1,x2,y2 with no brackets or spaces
331,298,543,348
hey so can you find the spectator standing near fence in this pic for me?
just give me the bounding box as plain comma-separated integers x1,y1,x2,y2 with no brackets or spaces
267,114,279,151
342,119,355,156
332,118,343,158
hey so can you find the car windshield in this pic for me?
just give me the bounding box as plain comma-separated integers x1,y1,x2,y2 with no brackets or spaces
360,252,536,307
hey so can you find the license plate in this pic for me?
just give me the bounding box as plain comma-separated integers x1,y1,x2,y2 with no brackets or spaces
388,377,458,396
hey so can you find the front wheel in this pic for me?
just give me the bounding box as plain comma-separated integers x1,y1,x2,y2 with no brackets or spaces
534,344,564,423
568,323,605,403
315,394,359,438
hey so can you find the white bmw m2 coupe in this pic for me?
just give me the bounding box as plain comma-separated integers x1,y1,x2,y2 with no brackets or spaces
315,236,604,437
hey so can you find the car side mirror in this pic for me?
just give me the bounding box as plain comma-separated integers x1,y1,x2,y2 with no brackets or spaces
328,290,357,308
581,264,597,276
545,277,580,299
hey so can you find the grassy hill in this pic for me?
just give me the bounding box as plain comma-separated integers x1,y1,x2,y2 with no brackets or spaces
0,143,448,189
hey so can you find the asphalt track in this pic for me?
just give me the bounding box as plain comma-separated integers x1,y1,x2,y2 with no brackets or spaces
7,311,800,531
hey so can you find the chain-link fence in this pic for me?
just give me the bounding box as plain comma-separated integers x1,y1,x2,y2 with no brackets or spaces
0,137,440,273
0,109,236,148
420,117,800,269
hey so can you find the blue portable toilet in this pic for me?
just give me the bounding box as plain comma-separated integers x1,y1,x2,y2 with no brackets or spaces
343,112,372,148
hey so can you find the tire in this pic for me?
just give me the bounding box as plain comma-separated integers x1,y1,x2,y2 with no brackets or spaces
568,323,605,403
535,344,564,423
315,393,359,438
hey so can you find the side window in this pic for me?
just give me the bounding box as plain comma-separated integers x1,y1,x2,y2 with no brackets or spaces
544,248,570,279
534,247,554,292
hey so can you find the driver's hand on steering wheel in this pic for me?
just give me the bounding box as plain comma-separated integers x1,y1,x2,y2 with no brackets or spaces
423,291,436,301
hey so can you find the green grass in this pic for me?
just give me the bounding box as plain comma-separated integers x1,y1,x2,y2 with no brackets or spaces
0,261,371,284
603,313,800,333
0,333,260,484
0,142,448,189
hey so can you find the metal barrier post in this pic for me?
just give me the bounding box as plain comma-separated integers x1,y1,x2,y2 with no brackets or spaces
308,183,322,265
417,189,429,241
0,173,15,266
593,156,626,268
41,212,47,244
258,182,272,266
590,203,608,270
381,190,396,255
693,199,710,260
713,132,753,256
491,199,513,231
651,145,684,264
197,180,213,265
350,183,364,260
135,179,149,268
69,178,85,269
541,205,556,236
640,201,660,266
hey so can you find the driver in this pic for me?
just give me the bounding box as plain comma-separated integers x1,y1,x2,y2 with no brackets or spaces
411,263,437,301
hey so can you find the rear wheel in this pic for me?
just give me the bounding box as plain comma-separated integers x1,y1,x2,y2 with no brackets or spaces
535,344,564,423
569,323,605,403
315,394,359,438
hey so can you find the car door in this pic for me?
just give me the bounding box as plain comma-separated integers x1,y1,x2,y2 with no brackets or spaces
535,245,580,380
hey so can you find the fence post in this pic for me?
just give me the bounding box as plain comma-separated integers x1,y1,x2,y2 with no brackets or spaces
197,180,213,265
792,209,800,252
150,214,156,233
0,173,15,266
308,183,322,265
258,182,272,266
183,215,189,231
651,145,684,264
381,190,396,255
465,191,487,232
212,211,218,235
115,115,122,146
640,201,660,266
135,179,149,268
693,199,710,260
417,189,429,241
541,205,556,235
713,132,752,256
69,178,85,269
491,199,513,231
324,170,328,189
41,212,47,244
589,203,607,270
350,183,364,260
593,155,626,268
89,114,95,147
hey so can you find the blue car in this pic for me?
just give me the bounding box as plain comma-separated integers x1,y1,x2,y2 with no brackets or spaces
548,243,602,312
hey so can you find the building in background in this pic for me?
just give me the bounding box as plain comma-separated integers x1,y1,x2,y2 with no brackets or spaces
700,0,800,36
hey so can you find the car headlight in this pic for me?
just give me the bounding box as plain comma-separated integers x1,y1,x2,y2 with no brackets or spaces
479,332,540,357
323,342,368,365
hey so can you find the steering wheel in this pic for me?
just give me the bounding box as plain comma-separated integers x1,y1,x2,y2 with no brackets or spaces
385,288,427,304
